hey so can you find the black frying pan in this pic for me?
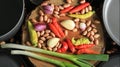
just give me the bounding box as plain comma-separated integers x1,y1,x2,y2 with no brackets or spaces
97,54,120,67
0,0,25,41
0,49,34,67
0,49,24,67
0,0,30,67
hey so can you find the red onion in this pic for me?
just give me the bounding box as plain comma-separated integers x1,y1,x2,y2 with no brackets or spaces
44,10,53,14
34,24,46,31
43,5,54,14
44,5,54,11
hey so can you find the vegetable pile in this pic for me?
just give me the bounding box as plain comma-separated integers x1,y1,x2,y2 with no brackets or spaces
26,0,101,54
20,0,107,67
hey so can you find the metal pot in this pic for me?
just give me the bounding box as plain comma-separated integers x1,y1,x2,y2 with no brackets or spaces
103,0,120,45
0,49,33,67
98,54,120,67
0,0,25,41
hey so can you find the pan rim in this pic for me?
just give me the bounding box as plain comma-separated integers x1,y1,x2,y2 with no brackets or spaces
103,0,120,45
0,0,25,41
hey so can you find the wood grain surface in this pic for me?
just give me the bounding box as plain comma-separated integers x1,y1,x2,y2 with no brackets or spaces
22,0,105,67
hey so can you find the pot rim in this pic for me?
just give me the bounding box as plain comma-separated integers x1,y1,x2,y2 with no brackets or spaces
103,0,120,45
0,0,25,41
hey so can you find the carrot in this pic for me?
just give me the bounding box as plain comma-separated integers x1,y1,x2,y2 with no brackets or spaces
66,39,76,53
76,49,99,54
52,18,65,37
69,2,90,13
60,6,74,13
48,23,61,38
75,44,95,49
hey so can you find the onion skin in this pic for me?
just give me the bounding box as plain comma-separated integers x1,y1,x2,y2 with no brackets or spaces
44,10,53,14
34,24,46,31
44,5,54,11
43,5,54,14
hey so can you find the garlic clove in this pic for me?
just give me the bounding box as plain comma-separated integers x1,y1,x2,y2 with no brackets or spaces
79,22,86,31
47,38,60,48
60,20,75,30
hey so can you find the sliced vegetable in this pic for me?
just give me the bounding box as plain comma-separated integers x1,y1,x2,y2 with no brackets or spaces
60,20,75,30
60,6,74,13
34,23,46,31
72,37,90,46
79,22,87,31
27,21,38,46
69,11,95,19
52,18,65,37
11,50,78,67
66,39,76,53
69,2,90,13
75,44,95,49
47,38,60,48
48,23,61,38
1,44,109,67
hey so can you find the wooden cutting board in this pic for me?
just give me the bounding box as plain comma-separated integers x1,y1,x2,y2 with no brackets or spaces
22,0,105,67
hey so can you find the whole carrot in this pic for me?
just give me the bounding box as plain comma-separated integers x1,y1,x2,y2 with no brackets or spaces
48,23,61,38
75,44,95,49
66,39,76,53
69,2,90,13
76,49,99,54
52,18,65,37
60,6,74,13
